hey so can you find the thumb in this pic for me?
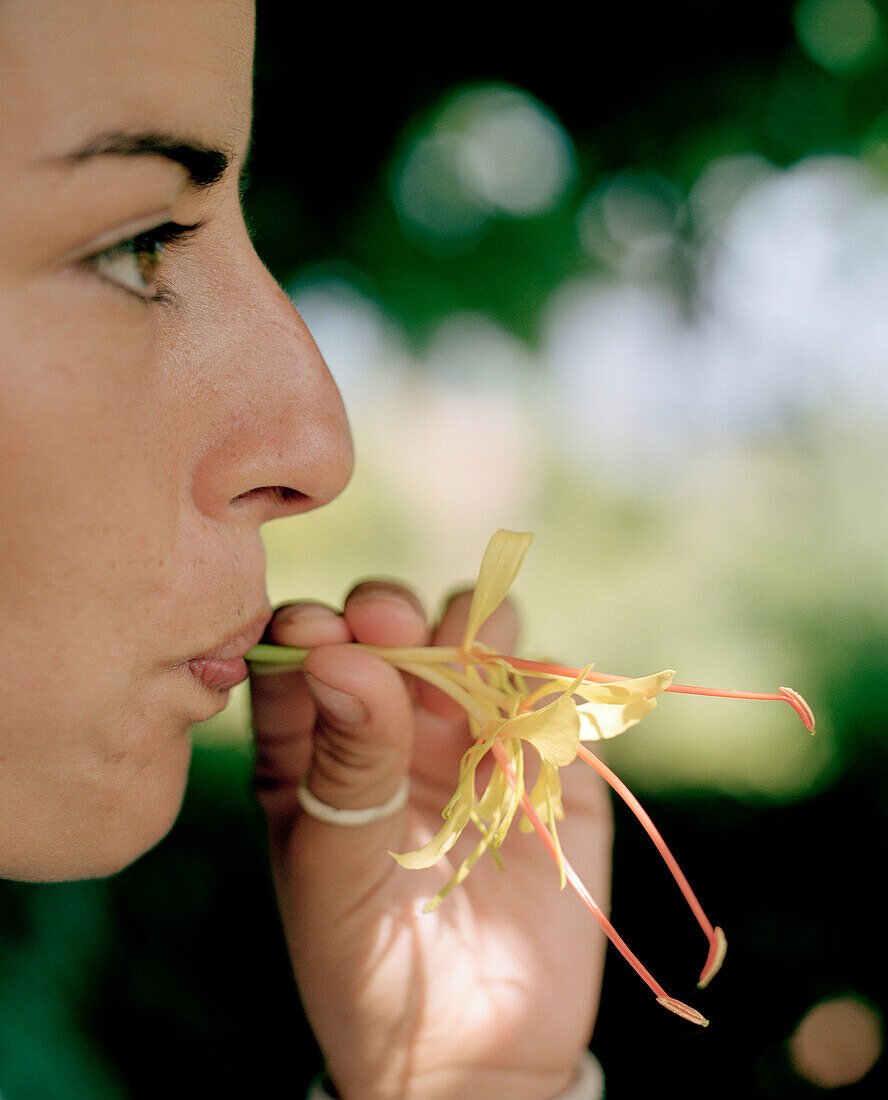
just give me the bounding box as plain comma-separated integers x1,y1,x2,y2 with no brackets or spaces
291,642,414,883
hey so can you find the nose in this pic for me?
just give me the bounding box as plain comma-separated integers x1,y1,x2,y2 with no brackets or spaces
190,236,354,525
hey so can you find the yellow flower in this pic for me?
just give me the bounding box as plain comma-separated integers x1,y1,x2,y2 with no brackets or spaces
390,674,587,901
388,531,676,906
247,528,813,1027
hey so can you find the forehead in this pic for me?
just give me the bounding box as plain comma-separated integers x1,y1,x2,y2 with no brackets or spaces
0,0,255,163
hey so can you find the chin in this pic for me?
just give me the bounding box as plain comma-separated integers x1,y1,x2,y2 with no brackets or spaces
1,734,193,883
84,735,195,881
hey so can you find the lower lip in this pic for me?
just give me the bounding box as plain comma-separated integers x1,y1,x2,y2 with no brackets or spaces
187,656,249,691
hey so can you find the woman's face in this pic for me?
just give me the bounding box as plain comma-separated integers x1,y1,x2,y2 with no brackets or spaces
0,0,352,880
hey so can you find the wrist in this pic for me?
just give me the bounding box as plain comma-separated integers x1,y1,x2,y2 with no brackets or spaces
307,1050,605,1100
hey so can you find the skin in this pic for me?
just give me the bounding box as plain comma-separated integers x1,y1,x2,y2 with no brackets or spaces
254,593,612,1099
0,2,611,1096
0,0,352,878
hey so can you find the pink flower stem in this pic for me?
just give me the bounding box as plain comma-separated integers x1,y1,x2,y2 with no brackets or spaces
488,739,664,994
575,744,726,987
489,739,708,1025
576,744,713,938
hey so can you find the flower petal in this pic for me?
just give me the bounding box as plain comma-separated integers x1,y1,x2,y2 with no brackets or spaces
509,693,580,766
573,669,675,705
390,792,474,869
476,747,515,819
521,759,568,886
578,697,658,740
462,530,533,649
474,739,525,855
520,759,565,831
390,735,493,868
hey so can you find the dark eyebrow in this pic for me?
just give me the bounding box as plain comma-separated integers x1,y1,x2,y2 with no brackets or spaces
64,131,233,189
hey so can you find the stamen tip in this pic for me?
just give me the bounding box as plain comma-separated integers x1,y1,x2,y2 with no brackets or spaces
656,995,709,1027
779,686,816,733
697,926,727,988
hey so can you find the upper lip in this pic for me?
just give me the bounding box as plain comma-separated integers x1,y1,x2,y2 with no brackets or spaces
188,608,272,664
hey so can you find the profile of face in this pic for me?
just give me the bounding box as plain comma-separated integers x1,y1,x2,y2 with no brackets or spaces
0,0,353,880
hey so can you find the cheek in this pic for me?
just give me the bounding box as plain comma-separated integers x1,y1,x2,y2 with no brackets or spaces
0,293,195,879
1,288,181,629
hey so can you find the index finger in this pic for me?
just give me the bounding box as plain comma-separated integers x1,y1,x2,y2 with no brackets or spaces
418,590,520,718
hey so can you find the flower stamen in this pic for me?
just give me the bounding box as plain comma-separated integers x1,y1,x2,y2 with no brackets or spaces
490,738,709,1027
486,654,815,733
576,744,726,988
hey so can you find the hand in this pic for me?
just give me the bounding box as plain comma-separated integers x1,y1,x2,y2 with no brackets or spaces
250,582,613,1100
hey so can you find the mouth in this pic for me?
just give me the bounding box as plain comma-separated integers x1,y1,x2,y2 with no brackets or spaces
179,609,272,695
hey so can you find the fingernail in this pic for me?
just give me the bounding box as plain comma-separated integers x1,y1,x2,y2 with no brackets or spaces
305,674,367,724
272,602,345,648
275,601,335,625
348,586,423,615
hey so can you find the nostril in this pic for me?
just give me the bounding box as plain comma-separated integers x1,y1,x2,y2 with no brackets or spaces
232,485,310,508
272,485,308,505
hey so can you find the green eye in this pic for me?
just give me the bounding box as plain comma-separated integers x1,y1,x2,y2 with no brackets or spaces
85,221,198,300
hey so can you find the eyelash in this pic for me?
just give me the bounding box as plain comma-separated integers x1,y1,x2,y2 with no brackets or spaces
84,221,201,303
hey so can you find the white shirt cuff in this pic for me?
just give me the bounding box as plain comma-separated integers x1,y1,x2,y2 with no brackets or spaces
307,1049,605,1100
556,1050,606,1100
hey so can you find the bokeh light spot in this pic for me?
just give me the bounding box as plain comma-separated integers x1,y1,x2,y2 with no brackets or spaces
789,995,884,1088
577,171,685,279
449,86,575,216
393,132,491,245
392,84,575,248
794,0,883,72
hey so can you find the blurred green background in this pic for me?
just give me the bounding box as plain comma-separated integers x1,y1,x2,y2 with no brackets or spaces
3,0,888,1095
